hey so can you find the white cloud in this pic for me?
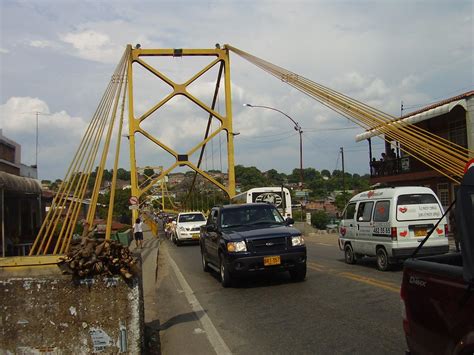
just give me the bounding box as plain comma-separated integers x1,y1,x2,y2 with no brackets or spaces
1,1,471,178
0,97,88,177
60,30,118,63
29,40,54,48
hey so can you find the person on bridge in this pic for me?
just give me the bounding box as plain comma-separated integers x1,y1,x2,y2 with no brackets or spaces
133,218,144,249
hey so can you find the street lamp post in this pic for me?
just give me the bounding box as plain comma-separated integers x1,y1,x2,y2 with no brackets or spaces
244,104,304,188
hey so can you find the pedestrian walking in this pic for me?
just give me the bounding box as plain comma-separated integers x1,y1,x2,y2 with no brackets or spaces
133,218,144,249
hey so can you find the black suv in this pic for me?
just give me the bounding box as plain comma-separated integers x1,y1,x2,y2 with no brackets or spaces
200,203,307,287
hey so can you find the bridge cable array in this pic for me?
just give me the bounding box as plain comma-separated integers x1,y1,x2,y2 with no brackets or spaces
226,45,473,184
30,47,131,255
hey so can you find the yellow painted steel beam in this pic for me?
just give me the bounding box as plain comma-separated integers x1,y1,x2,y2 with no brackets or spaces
139,162,179,197
127,44,140,222
126,46,236,206
185,162,228,193
223,47,236,198
0,256,61,267
131,48,225,58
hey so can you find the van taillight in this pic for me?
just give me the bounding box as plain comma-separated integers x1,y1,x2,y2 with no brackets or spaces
444,223,449,237
391,227,397,241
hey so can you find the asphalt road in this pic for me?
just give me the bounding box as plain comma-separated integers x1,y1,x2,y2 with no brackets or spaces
150,230,407,355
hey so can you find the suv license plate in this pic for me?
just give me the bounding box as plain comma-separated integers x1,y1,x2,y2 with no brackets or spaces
414,228,426,237
192,234,200,240
264,256,281,266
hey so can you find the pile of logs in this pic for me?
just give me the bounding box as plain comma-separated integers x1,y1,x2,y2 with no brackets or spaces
58,236,138,279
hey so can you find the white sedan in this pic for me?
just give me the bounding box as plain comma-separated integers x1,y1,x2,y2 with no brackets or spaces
173,212,207,246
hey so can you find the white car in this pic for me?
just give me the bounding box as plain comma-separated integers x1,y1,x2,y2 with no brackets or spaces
173,212,207,246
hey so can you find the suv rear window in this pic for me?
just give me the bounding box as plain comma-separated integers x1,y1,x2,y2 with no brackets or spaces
397,194,437,205
396,193,442,221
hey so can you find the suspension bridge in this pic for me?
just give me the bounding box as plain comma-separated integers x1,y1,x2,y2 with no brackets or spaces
24,44,472,257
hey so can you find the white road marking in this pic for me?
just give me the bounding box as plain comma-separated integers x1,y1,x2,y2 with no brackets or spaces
163,246,232,355
317,243,333,246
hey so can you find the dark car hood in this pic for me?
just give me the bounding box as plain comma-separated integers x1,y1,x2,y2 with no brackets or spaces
225,225,301,241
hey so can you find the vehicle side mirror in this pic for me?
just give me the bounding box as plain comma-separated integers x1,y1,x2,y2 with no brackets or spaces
207,223,217,232
285,217,295,225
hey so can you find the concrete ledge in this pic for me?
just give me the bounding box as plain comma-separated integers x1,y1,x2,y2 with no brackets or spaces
0,267,144,353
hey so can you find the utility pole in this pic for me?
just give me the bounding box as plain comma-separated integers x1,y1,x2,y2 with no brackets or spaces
298,127,303,189
341,147,346,205
35,112,39,167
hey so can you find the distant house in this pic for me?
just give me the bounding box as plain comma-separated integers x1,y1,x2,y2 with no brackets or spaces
0,130,41,257
168,172,185,186
305,199,338,217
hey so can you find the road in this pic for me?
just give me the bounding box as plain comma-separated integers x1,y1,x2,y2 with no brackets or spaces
143,227,407,355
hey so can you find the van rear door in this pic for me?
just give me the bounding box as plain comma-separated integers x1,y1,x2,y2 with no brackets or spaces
396,193,444,240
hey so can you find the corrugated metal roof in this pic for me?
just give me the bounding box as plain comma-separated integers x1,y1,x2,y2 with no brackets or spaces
0,171,42,194
355,90,473,142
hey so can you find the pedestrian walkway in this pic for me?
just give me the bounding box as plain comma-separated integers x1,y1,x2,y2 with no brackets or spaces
132,219,218,354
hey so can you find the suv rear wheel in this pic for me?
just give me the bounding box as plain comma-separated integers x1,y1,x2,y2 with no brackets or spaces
219,254,232,288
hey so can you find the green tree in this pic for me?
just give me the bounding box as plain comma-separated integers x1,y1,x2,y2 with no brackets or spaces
321,169,331,178
235,165,267,190
335,192,352,212
265,169,285,185
97,188,131,222
144,167,155,178
311,210,330,229
117,168,130,181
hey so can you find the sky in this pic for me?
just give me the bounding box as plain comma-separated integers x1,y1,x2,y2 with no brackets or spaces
0,0,472,181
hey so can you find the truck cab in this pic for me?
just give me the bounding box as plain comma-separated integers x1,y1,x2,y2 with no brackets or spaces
400,164,474,354
199,203,306,287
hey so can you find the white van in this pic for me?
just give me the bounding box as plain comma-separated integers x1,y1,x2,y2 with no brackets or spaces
338,186,449,271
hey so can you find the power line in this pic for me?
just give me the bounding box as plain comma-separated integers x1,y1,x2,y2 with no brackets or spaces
303,126,360,132
237,132,298,144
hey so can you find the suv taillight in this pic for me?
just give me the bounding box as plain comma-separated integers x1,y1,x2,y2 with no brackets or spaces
444,223,449,237
391,227,397,241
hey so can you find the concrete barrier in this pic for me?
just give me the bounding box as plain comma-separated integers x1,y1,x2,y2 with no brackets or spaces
0,257,144,354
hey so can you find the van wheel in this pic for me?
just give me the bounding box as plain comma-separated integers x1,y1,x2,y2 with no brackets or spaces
344,244,357,264
376,247,390,271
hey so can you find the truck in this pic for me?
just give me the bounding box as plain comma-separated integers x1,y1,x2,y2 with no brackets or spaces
400,164,474,354
200,203,306,287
